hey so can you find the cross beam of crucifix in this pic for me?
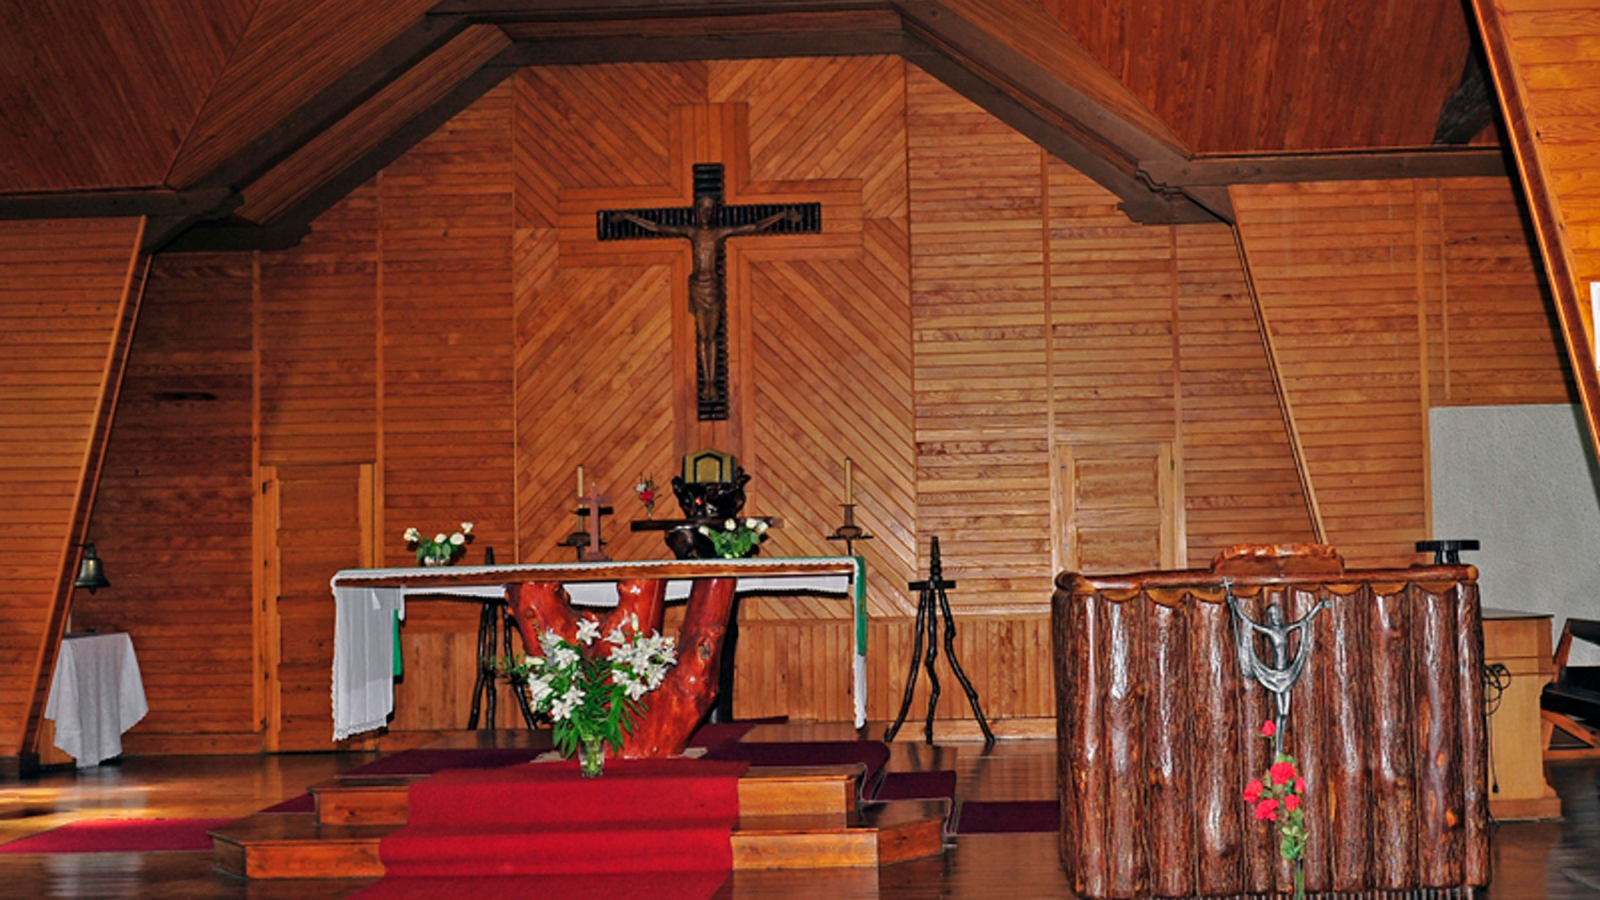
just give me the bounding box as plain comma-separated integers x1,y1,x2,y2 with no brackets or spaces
597,163,821,421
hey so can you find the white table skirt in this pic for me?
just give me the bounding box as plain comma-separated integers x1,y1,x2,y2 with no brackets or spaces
329,557,867,740
44,633,148,768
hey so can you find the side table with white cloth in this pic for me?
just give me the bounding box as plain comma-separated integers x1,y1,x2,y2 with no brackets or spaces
328,557,868,741
43,633,149,768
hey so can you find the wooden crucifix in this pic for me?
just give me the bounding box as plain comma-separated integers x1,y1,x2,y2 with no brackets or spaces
598,163,821,420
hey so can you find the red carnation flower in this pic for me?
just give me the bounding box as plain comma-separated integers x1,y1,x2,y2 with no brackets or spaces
1244,779,1264,803
1284,794,1301,812
1260,720,1276,737
1270,760,1296,786
1253,798,1279,821
1294,776,1306,794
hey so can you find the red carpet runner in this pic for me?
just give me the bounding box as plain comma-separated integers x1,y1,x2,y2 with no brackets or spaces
350,758,750,900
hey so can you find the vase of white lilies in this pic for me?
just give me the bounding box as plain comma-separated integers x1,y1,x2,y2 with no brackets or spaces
505,616,677,777
404,522,474,566
696,517,769,559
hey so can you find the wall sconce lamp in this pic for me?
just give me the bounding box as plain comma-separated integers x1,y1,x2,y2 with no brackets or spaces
74,543,111,594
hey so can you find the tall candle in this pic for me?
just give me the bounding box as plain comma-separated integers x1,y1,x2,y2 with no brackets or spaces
577,464,585,497
844,457,854,505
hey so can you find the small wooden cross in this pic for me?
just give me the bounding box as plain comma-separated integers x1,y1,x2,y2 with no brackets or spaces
598,163,821,420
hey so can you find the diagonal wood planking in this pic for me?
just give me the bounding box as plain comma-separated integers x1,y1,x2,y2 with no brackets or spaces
237,26,511,223
0,0,257,192
713,57,917,618
167,0,440,188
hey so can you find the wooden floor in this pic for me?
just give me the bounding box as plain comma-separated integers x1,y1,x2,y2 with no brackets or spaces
0,724,1597,899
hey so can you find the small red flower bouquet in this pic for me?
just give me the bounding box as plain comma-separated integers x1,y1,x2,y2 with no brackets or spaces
635,476,657,518
1244,719,1308,898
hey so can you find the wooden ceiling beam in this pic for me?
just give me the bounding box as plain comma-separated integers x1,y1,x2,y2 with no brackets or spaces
499,25,907,65
0,187,238,221
1140,147,1511,188
162,52,523,253
896,1,1220,224
429,0,893,21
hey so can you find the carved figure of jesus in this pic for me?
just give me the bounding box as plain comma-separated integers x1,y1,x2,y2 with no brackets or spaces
609,197,800,404
1225,582,1331,753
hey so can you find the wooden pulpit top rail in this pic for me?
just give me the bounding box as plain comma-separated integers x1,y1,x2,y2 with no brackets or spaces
331,556,861,590
1059,564,1478,594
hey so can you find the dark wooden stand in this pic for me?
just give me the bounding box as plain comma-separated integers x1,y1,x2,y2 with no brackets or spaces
464,549,536,730
883,536,994,745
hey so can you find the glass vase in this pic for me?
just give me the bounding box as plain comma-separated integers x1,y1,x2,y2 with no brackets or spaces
578,736,606,778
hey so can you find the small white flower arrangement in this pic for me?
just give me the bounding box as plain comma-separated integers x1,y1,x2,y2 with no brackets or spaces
505,615,677,773
404,522,473,566
697,517,769,559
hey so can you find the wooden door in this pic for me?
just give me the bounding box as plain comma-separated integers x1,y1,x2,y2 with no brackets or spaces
1058,442,1184,574
260,463,377,751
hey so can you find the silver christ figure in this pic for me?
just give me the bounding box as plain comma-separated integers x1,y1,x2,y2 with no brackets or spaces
1224,578,1330,755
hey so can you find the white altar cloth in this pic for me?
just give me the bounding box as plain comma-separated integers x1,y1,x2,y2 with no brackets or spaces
44,633,148,768
329,557,868,740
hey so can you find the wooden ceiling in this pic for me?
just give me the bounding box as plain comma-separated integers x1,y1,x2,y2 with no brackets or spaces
1036,0,1476,153
0,0,1500,245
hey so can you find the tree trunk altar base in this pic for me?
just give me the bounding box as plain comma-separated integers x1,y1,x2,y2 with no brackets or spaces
510,577,735,758
1052,545,1488,900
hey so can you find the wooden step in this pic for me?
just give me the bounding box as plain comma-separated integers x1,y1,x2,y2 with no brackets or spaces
210,813,392,879
212,798,945,878
309,764,862,826
730,800,947,870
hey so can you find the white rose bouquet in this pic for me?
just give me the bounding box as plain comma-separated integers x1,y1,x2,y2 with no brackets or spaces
697,517,770,559
403,522,474,566
504,616,677,776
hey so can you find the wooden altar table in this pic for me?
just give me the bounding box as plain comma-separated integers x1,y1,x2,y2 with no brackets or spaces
329,557,867,742
1053,548,1488,900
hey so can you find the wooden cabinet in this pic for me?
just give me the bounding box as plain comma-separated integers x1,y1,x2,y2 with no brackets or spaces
1481,608,1561,820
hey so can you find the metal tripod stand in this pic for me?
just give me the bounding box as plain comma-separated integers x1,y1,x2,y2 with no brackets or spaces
884,536,994,745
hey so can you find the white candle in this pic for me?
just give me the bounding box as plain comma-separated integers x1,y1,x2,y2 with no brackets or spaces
577,464,585,497
844,457,853,505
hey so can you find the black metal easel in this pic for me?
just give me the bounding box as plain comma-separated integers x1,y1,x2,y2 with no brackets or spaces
884,536,994,746
465,547,538,730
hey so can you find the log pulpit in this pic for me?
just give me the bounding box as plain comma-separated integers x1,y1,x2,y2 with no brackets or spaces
1052,544,1488,900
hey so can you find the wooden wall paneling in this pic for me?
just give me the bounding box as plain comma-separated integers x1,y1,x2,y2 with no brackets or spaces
74,253,259,741
907,65,1053,614
1471,0,1600,467
257,186,379,468
237,26,512,224
0,1,257,192
733,615,1057,723
1231,181,1436,567
1435,176,1576,405
379,84,516,569
1176,226,1318,559
1037,0,1473,154
166,0,440,188
0,218,147,758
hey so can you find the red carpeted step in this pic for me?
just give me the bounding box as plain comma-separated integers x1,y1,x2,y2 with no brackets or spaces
401,759,749,830
372,757,749,888
348,872,730,900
